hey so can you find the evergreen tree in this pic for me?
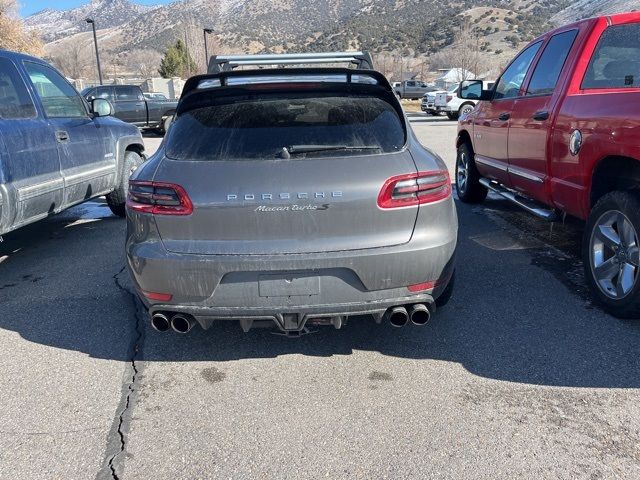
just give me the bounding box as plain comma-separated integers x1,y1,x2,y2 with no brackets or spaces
158,39,197,78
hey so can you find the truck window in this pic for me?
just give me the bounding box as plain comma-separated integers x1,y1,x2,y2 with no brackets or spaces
582,24,640,89
0,57,36,119
494,41,542,100
115,86,143,101
526,30,578,96
24,61,87,118
95,86,114,101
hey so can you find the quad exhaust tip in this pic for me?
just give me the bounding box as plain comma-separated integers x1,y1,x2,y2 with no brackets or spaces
171,314,195,334
388,306,409,328
150,313,170,332
409,304,431,326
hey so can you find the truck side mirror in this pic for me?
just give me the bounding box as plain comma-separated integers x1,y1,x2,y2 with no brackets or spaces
91,98,113,117
459,80,492,101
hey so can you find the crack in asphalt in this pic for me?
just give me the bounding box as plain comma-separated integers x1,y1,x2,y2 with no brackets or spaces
97,265,146,480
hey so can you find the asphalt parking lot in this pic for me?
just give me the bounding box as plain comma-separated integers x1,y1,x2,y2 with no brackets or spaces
1,115,639,480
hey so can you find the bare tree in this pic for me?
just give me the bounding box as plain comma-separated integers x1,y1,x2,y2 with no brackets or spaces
50,42,90,79
125,49,163,78
427,22,498,80
0,0,43,55
102,53,126,83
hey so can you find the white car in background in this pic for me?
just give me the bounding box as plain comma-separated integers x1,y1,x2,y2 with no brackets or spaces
421,90,446,115
435,81,494,120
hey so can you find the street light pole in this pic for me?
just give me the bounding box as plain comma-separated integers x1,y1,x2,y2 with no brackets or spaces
203,28,213,72
86,18,103,85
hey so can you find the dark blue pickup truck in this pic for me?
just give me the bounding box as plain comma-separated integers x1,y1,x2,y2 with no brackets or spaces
0,50,146,236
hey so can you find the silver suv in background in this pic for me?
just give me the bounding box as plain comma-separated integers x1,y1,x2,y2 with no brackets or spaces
435,81,495,120
126,52,458,336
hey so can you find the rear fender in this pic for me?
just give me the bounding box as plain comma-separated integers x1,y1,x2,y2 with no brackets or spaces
0,133,12,235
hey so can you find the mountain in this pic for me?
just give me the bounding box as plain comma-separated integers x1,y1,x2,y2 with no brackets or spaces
552,0,639,25
24,0,635,75
25,0,159,43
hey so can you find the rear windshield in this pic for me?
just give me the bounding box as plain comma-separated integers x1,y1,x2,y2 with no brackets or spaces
165,94,405,161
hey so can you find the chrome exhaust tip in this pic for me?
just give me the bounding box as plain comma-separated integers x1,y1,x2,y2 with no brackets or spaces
409,304,431,326
150,313,170,332
388,306,409,328
171,314,195,334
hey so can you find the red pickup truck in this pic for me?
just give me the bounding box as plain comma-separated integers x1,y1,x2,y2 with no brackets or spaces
456,12,640,318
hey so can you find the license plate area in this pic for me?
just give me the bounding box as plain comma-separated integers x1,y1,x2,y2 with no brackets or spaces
258,273,320,297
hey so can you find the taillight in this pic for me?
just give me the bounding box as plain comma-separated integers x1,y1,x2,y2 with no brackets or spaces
446,95,453,102
127,181,193,215
378,171,451,209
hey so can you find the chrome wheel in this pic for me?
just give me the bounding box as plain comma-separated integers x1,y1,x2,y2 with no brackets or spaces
456,150,469,194
460,104,474,117
590,210,640,299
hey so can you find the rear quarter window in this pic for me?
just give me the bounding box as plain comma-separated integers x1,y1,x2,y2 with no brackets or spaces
166,94,406,161
582,23,640,89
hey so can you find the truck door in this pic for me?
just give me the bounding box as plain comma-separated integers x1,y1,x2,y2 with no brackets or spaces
507,29,578,204
0,56,62,232
472,41,542,186
113,86,147,126
23,61,115,208
405,81,417,98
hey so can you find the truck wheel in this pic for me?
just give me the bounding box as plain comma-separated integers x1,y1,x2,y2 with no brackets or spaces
447,112,458,121
583,191,640,318
162,116,173,135
106,150,144,218
455,143,487,203
458,103,475,118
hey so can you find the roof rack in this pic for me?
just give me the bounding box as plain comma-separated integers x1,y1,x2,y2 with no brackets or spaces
207,51,374,73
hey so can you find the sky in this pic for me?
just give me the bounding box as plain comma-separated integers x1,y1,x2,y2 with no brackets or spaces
20,0,171,17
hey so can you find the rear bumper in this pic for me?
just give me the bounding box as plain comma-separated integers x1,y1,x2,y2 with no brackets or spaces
126,197,457,329
149,291,440,332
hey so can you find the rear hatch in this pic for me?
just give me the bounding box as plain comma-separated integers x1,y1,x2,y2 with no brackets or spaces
150,74,419,255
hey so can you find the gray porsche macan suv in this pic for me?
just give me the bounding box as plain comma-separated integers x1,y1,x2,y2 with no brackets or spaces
126,52,458,335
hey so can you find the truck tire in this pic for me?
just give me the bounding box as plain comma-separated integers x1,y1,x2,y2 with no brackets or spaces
455,143,487,203
447,112,458,121
583,191,640,318
162,115,173,135
106,150,144,218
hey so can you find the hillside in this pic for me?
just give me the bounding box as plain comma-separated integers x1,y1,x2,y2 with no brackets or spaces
25,0,158,43
25,0,634,77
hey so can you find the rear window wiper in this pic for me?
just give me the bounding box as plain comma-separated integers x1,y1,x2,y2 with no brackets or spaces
281,145,382,158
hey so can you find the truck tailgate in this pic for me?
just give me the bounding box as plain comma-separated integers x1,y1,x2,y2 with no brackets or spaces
435,92,449,107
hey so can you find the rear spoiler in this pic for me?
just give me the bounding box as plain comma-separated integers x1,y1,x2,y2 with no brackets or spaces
207,51,374,73
180,67,392,100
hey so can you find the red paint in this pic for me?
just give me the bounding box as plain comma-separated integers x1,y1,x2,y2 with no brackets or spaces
458,11,640,220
